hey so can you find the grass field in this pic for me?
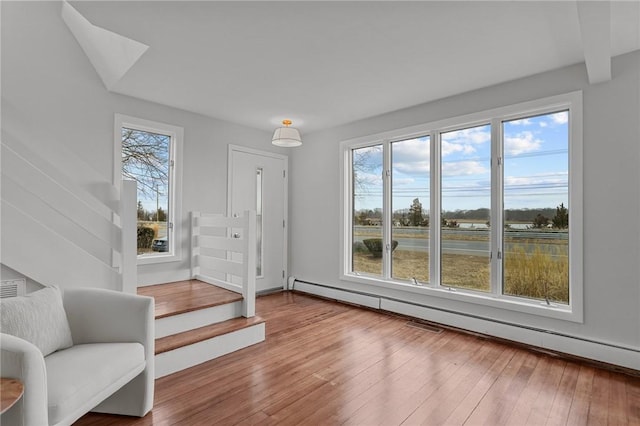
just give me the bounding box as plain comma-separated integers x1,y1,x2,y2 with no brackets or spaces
353,243,569,304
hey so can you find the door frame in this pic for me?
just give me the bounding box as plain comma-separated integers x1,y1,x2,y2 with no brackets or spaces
227,144,289,290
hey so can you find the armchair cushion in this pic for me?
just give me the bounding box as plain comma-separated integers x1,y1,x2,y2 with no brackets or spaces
45,342,145,426
0,286,73,356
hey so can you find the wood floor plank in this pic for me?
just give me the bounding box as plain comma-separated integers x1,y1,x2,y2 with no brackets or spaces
500,355,567,426
626,377,640,424
544,362,580,426
587,368,611,424
458,350,539,425
442,346,517,425
75,291,640,426
565,365,595,425
412,344,512,426
608,372,629,425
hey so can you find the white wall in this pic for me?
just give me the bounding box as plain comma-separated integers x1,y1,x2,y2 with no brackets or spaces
289,51,640,353
0,1,282,288
4,1,639,362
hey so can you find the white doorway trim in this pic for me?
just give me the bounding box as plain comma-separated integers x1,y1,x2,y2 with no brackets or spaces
227,144,289,291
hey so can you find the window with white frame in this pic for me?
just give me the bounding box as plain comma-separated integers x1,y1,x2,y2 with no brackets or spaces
115,114,183,264
342,92,582,321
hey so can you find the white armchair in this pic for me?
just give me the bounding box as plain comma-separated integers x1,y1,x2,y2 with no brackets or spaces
1,288,154,426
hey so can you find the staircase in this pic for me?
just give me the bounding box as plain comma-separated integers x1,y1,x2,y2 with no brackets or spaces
139,280,265,378
2,136,264,378
1,134,137,293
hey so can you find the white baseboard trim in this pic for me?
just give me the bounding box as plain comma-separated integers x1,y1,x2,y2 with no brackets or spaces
293,279,640,372
155,301,243,338
155,322,266,378
293,280,380,309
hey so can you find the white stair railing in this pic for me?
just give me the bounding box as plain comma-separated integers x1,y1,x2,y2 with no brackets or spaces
190,211,256,317
1,139,136,292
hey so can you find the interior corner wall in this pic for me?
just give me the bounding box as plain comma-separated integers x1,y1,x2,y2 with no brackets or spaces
289,50,640,354
1,1,278,288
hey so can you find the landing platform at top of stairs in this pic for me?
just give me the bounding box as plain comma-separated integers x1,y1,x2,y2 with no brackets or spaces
137,279,243,319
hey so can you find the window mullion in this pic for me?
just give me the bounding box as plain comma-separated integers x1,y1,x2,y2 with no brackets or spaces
490,119,503,295
431,131,441,287
382,140,392,279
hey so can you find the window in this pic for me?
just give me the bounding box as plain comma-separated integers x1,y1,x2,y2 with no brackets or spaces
392,137,429,283
502,112,570,304
352,144,383,277
342,92,582,321
440,125,491,292
115,114,183,264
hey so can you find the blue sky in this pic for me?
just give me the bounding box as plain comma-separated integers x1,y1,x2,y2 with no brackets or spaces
354,110,569,214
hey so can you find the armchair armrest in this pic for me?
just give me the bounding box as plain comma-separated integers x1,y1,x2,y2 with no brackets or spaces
62,288,154,348
0,333,48,426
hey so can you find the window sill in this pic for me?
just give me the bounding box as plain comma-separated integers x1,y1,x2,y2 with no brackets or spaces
341,273,582,323
137,253,181,265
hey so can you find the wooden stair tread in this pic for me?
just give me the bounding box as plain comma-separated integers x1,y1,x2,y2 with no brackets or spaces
155,316,265,355
138,280,243,319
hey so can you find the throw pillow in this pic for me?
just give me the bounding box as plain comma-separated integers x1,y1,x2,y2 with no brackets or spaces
0,286,73,356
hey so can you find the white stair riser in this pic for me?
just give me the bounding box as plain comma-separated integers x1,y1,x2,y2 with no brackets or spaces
155,301,243,338
154,323,266,378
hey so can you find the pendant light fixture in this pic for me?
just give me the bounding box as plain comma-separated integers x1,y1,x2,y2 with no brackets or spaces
272,119,302,147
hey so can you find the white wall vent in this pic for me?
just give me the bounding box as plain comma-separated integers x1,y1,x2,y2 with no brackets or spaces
0,279,26,298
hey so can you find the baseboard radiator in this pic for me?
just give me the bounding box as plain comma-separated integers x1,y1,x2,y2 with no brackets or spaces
289,278,640,372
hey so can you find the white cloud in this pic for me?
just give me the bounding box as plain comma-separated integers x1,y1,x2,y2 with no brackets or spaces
550,111,569,124
394,161,430,174
441,140,477,157
440,126,490,159
504,131,542,156
392,176,417,186
392,138,429,158
390,137,430,173
504,171,568,187
442,160,489,177
443,127,491,145
509,118,532,126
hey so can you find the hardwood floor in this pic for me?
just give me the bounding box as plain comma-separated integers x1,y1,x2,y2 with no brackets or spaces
76,291,640,425
138,280,243,319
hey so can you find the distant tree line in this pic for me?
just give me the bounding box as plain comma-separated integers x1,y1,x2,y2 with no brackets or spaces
355,200,568,229
137,201,167,222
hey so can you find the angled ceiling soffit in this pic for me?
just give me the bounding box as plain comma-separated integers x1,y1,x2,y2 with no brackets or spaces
61,1,149,91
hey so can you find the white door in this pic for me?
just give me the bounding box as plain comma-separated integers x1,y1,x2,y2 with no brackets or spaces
228,145,287,293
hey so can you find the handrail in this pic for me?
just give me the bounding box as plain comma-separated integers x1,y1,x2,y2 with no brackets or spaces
191,211,256,317
0,138,136,293
1,138,118,218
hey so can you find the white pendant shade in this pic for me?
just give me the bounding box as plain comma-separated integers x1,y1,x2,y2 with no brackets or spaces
272,120,302,147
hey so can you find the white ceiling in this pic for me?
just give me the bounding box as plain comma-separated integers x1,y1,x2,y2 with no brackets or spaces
70,1,640,134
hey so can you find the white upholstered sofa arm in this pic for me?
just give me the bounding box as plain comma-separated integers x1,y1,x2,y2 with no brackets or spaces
63,288,154,347
0,333,49,426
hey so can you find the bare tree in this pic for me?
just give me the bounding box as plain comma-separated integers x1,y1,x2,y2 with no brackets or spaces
122,127,169,198
352,145,383,196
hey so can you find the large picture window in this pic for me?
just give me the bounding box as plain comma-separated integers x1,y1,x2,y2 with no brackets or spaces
115,114,183,264
342,93,582,321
